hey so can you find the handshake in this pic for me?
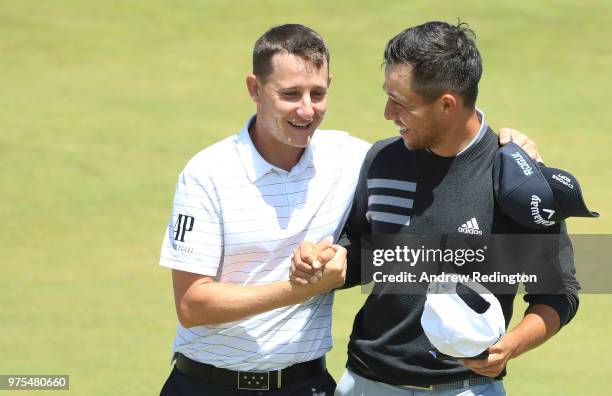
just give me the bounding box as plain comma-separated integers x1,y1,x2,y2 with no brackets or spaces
289,236,347,292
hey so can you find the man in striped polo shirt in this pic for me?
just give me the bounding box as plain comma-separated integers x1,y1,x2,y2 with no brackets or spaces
159,24,540,396
159,24,369,396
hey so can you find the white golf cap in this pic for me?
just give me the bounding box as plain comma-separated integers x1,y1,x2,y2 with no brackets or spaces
421,279,506,359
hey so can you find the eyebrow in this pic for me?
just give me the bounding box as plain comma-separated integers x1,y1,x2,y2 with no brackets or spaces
277,84,328,91
383,87,402,103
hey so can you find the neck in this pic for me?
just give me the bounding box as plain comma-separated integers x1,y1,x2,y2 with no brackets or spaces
430,108,481,157
249,119,304,171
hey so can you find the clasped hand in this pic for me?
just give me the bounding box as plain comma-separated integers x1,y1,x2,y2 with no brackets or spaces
290,237,347,290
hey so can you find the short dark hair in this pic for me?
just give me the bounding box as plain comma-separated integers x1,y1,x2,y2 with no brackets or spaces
253,24,330,82
383,21,482,108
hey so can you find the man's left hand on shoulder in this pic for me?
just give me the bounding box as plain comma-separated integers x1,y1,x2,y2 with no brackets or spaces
458,335,518,378
499,128,543,163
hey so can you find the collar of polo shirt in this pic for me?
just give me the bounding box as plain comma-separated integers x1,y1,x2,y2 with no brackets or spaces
234,115,316,183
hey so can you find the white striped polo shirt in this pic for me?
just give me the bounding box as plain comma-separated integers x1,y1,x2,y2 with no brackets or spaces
160,117,370,371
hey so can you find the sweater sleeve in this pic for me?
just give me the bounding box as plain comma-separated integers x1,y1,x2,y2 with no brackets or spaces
522,222,580,328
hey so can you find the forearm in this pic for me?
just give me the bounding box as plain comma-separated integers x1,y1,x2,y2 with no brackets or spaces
505,304,561,360
178,280,324,327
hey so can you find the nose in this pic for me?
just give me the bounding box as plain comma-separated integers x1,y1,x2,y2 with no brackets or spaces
297,94,314,120
384,98,396,120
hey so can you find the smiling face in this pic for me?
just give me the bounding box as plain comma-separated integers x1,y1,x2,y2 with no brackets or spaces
248,52,329,156
383,63,445,151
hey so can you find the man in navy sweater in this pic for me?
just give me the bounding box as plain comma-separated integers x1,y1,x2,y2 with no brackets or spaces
292,21,578,395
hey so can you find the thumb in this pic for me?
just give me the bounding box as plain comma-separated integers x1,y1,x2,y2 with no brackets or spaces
331,245,347,257
311,236,334,269
487,339,504,354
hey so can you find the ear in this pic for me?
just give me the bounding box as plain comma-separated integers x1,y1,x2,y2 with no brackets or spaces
246,74,261,103
328,74,333,88
440,93,457,113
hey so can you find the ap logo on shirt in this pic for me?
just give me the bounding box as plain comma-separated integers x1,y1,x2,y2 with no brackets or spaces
174,214,195,242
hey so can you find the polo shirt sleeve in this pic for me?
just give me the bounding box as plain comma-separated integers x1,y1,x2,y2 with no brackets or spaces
159,168,223,277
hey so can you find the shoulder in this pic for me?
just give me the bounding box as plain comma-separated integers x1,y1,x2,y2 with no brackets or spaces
311,129,371,169
370,136,402,152
181,135,237,178
171,135,240,206
364,136,404,164
311,129,371,153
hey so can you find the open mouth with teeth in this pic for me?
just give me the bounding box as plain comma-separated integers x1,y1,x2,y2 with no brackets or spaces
288,120,313,129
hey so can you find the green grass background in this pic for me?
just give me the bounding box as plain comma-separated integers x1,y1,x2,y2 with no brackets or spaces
1,0,611,394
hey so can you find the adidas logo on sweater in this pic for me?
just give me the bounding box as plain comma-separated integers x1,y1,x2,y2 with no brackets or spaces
458,218,483,235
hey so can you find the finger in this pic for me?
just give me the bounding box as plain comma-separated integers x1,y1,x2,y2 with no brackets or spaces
290,261,311,279
294,262,322,279
296,266,320,284
293,246,322,275
465,366,484,376
498,127,513,144
312,239,333,269
473,369,498,377
298,243,316,265
331,244,344,252
294,268,318,282
313,238,333,268
460,358,489,370
317,247,336,266
487,341,504,354
523,147,539,162
525,148,540,161
289,273,308,285
499,127,526,145
512,133,529,147
333,246,348,278
461,362,496,377
457,359,475,369
289,277,307,285
503,128,527,145
293,247,302,267
478,366,504,377
459,361,484,376
519,141,538,161
499,128,543,162
293,258,318,274
332,245,348,260
292,248,310,272
521,139,536,151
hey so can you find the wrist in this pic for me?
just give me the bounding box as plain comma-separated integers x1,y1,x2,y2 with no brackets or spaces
289,280,327,300
503,331,522,360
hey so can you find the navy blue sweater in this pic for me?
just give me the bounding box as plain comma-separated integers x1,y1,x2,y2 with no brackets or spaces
341,128,579,386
